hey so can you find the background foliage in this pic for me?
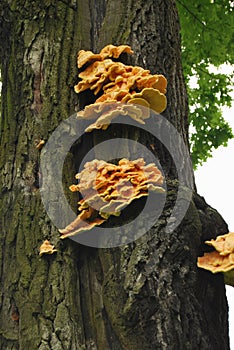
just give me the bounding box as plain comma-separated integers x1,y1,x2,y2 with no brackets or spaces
177,0,233,167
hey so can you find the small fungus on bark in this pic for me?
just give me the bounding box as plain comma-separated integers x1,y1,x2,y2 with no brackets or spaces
39,240,57,256
11,305,19,322
59,158,165,238
35,139,45,150
197,232,234,287
75,44,167,131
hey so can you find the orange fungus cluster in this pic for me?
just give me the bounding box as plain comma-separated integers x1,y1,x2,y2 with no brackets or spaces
74,44,167,132
59,158,165,238
197,232,234,286
39,240,57,256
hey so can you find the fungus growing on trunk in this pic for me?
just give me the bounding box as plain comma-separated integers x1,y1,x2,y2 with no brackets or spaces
128,88,167,113
75,45,167,131
77,44,133,69
59,158,165,238
39,240,57,256
197,232,234,287
79,102,150,132
35,139,45,150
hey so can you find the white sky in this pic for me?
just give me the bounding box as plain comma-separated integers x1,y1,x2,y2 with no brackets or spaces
195,98,234,348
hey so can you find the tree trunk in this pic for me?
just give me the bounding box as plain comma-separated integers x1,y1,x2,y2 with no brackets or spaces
0,1,230,349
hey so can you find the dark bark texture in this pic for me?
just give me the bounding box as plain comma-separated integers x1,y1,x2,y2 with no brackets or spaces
0,1,230,349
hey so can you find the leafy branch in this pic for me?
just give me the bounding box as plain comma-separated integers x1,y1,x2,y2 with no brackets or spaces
177,0,234,168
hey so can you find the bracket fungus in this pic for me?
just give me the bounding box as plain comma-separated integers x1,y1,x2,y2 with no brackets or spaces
77,44,133,69
197,232,234,287
81,102,150,132
75,44,167,131
39,240,57,256
35,139,45,150
59,158,165,239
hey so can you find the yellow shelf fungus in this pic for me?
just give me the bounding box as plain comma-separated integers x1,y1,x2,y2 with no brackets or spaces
59,158,165,239
197,232,234,287
39,240,57,256
75,44,167,131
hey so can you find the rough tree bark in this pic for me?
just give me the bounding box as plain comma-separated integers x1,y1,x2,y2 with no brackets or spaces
0,1,230,349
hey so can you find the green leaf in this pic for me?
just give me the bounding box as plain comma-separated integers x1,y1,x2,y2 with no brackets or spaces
177,0,234,168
